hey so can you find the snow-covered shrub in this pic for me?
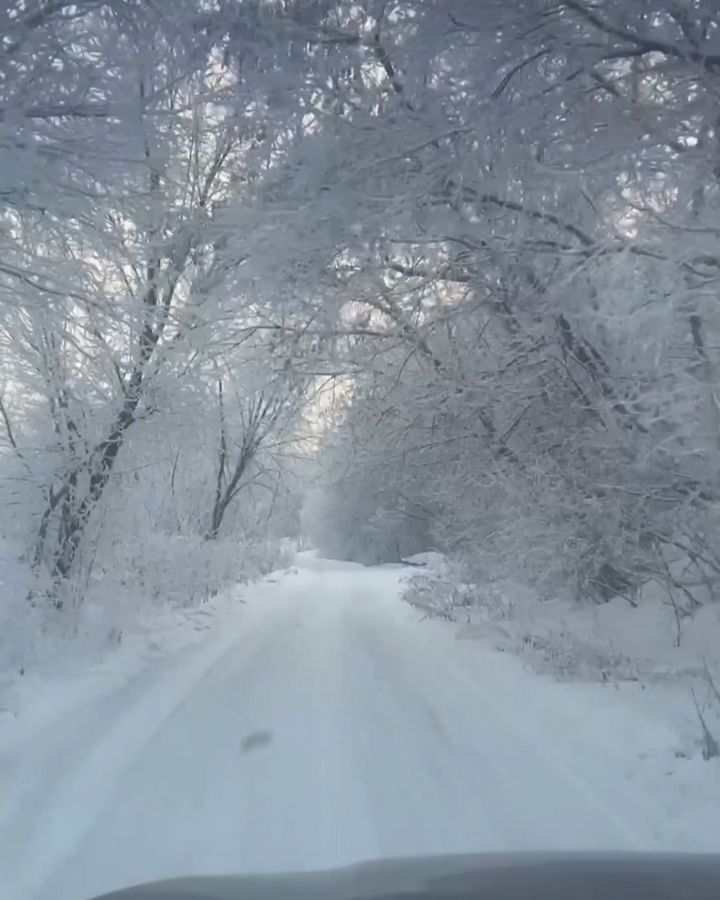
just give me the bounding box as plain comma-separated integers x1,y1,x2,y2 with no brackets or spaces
88,531,295,610
401,574,475,621
517,631,639,683
91,534,239,607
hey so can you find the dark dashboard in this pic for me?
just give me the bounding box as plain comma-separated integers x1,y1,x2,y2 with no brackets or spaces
90,853,720,900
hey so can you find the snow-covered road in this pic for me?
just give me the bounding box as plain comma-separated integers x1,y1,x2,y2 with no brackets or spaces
1,557,716,900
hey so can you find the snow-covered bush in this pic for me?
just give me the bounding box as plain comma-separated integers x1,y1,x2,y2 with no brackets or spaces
401,574,474,621
86,531,294,609
92,534,241,608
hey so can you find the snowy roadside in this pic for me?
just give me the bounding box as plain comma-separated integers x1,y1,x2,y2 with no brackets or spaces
399,555,720,843
0,567,304,900
0,566,294,759
400,552,720,689
2,553,719,900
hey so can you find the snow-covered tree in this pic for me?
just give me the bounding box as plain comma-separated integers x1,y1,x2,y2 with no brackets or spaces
3,0,720,620
303,0,720,607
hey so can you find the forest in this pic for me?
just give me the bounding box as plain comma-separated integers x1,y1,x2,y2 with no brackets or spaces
1,0,719,634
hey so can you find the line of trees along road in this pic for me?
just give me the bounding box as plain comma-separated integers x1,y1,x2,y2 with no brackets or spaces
0,1,718,621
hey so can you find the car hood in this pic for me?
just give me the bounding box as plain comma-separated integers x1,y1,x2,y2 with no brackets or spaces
90,852,720,900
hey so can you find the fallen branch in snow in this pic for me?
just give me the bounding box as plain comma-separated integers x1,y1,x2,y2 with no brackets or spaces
702,660,720,708
690,687,719,760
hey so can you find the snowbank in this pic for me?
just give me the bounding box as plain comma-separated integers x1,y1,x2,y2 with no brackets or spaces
401,560,720,768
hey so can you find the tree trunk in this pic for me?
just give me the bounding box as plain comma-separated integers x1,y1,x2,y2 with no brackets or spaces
38,388,143,589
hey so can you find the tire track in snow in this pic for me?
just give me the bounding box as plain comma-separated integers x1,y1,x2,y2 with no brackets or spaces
3,560,698,900
365,610,667,850
3,604,274,900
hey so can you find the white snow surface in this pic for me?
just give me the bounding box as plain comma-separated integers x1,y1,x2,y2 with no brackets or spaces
1,554,720,900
